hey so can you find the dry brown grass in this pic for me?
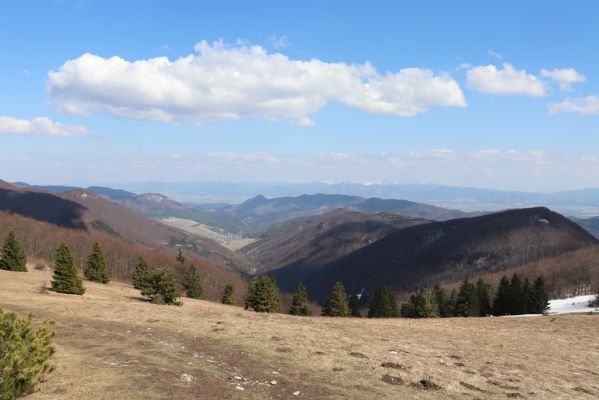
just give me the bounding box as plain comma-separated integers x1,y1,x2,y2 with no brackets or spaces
2,268,599,399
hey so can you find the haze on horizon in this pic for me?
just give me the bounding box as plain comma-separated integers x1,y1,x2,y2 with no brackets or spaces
1,0,599,192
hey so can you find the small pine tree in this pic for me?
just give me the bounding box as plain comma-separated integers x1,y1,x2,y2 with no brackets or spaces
321,282,350,317
182,265,203,299
140,268,181,305
348,293,361,317
509,273,525,315
132,257,151,290
221,283,235,305
0,230,27,272
432,285,448,317
528,275,549,314
51,243,85,295
476,278,493,316
368,286,399,318
244,276,281,313
400,288,435,318
455,278,479,317
446,289,458,317
493,276,511,315
289,282,312,316
176,248,186,266
83,241,109,284
0,309,55,398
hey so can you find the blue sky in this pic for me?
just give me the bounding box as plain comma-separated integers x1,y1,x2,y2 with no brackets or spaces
1,0,598,190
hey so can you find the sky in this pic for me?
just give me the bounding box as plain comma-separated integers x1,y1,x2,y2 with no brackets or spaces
1,0,598,191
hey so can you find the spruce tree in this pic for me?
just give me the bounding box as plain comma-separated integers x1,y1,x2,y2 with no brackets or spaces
476,278,493,316
182,265,203,299
289,282,312,316
432,285,448,317
522,278,531,313
221,283,235,305
132,257,151,290
348,293,361,317
446,289,458,317
493,276,511,315
0,230,27,272
51,243,85,295
528,276,549,314
321,281,350,317
244,276,281,313
140,268,181,305
455,278,479,317
369,286,399,318
509,273,525,315
176,248,186,266
83,241,109,283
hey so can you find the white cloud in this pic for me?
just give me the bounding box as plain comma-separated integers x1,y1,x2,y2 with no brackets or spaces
540,68,586,91
466,63,547,96
47,40,466,126
268,34,290,49
0,115,94,137
548,95,599,115
487,50,503,60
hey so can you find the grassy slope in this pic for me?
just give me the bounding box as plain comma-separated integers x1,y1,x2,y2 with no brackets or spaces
2,268,598,400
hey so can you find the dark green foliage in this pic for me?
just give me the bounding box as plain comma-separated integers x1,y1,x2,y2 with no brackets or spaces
321,282,350,317
289,282,311,316
83,241,109,284
176,248,186,266
245,276,281,312
221,284,235,305
476,278,493,316
0,310,55,399
132,257,151,290
400,288,436,318
348,293,361,317
509,274,525,315
140,268,182,305
493,276,511,315
454,278,479,317
528,276,549,314
182,265,203,299
368,286,399,318
51,243,85,295
0,231,27,272
432,285,451,317
447,289,458,317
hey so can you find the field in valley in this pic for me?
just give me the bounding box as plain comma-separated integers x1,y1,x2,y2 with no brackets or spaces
1,268,598,400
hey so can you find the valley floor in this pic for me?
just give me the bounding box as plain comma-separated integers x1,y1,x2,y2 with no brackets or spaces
1,268,598,399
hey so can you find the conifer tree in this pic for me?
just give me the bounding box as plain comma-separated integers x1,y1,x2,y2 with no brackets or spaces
528,275,549,314
244,276,281,312
132,257,151,290
0,230,27,272
321,281,350,317
432,285,448,317
176,248,186,266
509,273,525,315
51,243,85,295
83,241,109,283
368,286,399,318
446,289,458,317
221,283,235,305
289,282,312,316
348,293,361,317
493,276,511,315
182,265,203,299
455,278,479,317
476,278,493,316
522,278,531,313
140,267,181,305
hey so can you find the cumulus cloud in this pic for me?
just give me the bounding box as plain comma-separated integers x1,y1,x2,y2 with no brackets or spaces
47,40,466,125
540,68,586,91
548,96,599,115
0,115,94,137
466,63,547,96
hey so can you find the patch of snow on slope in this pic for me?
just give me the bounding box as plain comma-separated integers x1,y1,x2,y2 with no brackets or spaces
548,294,597,315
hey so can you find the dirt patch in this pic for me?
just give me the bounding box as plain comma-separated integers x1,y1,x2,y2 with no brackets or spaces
505,393,524,398
349,352,368,359
381,362,410,371
459,381,488,393
411,378,441,391
381,375,403,386
574,387,595,395
487,380,519,391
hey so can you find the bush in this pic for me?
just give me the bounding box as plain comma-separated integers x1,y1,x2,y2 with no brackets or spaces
0,309,55,399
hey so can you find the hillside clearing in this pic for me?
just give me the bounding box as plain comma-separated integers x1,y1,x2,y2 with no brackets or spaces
1,268,598,399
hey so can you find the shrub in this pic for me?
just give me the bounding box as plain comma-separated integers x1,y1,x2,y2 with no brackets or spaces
0,309,55,399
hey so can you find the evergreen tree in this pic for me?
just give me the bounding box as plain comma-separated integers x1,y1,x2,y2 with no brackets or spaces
140,268,181,305
368,286,397,318
321,281,350,317
0,230,27,272
51,243,85,295
476,278,493,316
176,248,186,266
289,282,312,316
348,293,361,317
528,276,549,314
446,289,458,317
509,273,525,315
432,285,448,317
455,278,479,317
221,283,235,305
182,265,203,299
400,288,436,318
493,276,511,315
83,241,109,283
132,257,151,290
244,276,281,312
522,278,531,313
